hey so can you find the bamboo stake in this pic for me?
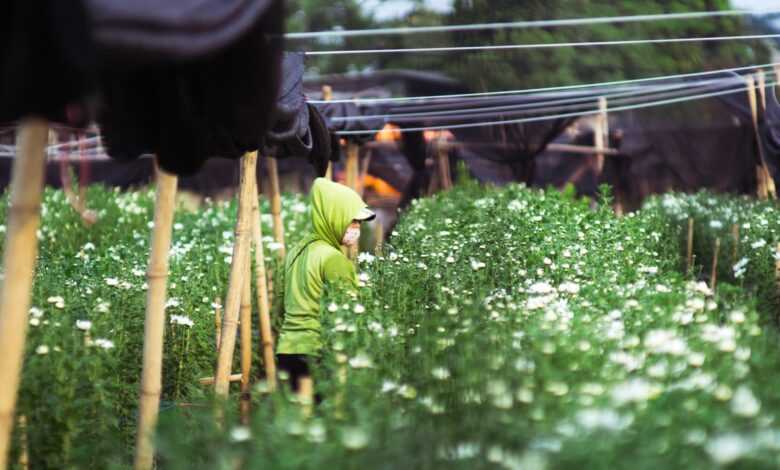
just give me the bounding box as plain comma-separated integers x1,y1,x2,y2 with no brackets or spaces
758,70,767,110
746,75,772,200
775,243,780,301
374,220,385,255
593,97,608,176
214,298,222,351
266,156,286,260
134,164,178,470
215,152,257,398
251,174,276,390
199,374,241,386
757,71,778,199
436,138,453,190
711,237,721,291
731,224,740,265
322,85,334,181
298,377,314,418
345,142,360,192
686,218,694,275
17,415,28,470
0,119,48,470
239,253,252,423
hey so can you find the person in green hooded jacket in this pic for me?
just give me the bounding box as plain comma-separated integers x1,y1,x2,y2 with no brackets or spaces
276,177,375,393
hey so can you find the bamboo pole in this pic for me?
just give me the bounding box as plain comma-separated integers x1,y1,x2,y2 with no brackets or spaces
756,71,777,199
134,164,178,470
686,218,694,275
214,298,222,351
731,224,740,265
17,415,28,470
239,253,252,423
322,85,334,181
436,138,453,191
775,243,780,301
0,119,48,470
345,142,360,192
251,174,276,390
266,156,286,260
199,374,241,386
746,75,773,200
215,152,257,398
593,97,608,176
711,237,721,291
298,377,314,418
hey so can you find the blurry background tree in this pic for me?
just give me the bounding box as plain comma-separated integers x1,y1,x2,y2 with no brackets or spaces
287,0,772,91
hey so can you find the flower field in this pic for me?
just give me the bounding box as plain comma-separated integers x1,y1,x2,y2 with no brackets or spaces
7,181,780,468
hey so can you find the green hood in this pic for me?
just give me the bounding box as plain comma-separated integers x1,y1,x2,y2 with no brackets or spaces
309,177,368,250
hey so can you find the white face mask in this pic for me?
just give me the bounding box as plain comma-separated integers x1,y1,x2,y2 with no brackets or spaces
341,226,360,246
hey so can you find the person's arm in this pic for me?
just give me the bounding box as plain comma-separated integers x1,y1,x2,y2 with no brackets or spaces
322,253,358,290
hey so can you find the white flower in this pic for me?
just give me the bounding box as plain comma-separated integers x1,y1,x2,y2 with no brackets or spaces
731,385,761,417
751,239,767,249
348,352,373,369
96,302,110,313
357,252,375,264
46,296,64,304
230,426,251,442
328,303,338,313
29,317,40,327
709,220,724,229
341,426,369,450
611,378,660,405
353,304,366,314
445,255,455,263
76,320,92,331
432,367,451,380
35,345,49,355
82,242,95,251
528,282,555,295
105,278,119,286
558,281,580,294
706,433,753,465
470,259,486,271
691,281,713,296
644,329,688,356
93,338,115,350
575,408,633,431
29,307,43,318
170,315,194,327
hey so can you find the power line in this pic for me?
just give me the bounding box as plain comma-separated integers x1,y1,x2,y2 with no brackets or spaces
307,62,780,104
287,9,780,39
328,76,761,122
304,33,780,56
334,79,777,135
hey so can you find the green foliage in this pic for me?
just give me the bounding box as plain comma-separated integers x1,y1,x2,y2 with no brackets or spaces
292,0,770,90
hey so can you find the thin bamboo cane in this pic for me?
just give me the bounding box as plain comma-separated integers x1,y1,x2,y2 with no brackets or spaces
686,218,694,275
267,156,286,260
215,152,257,398
322,85,334,181
239,252,252,423
17,415,28,470
594,97,608,176
298,377,314,418
134,164,178,470
436,139,453,190
0,118,48,470
731,224,740,265
345,142,360,192
746,75,771,200
776,243,780,303
214,298,222,351
711,238,721,291
199,374,242,386
374,220,385,255
251,174,276,390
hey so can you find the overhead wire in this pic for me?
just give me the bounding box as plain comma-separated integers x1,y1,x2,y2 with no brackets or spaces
307,62,780,104
334,78,778,135
287,8,780,39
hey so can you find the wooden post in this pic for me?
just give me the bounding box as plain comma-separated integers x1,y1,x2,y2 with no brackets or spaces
214,298,222,351
374,220,384,255
198,374,241,386
731,224,740,265
345,142,360,192
711,238,721,291
251,174,276,390
214,152,257,398
0,119,48,470
298,377,314,418
746,75,773,200
134,164,178,470
322,85,334,181
436,138,453,191
239,253,252,423
266,156,286,260
593,97,608,177
686,218,694,275
17,415,28,470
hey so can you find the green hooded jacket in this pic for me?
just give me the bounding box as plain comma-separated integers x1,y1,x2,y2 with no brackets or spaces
276,177,367,356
